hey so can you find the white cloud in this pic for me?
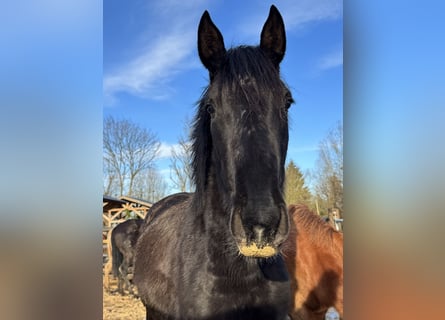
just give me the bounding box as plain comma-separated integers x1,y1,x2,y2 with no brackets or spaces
157,142,185,159
158,142,176,159
104,32,197,104
239,0,342,38
104,0,343,103
317,49,343,70
281,0,342,29
103,0,207,105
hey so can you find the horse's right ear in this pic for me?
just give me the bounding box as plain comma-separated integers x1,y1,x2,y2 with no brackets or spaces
198,11,226,77
260,5,286,67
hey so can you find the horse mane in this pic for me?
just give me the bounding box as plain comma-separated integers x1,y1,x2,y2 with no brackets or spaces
191,45,288,205
191,91,211,201
287,204,343,252
219,46,284,97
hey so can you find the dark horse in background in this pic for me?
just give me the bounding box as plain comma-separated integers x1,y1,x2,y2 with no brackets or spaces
283,205,343,320
111,218,144,295
135,5,294,320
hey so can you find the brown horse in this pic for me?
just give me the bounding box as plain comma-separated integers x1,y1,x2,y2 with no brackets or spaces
282,204,343,320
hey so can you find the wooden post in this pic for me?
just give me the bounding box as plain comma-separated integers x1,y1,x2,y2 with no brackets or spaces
315,199,320,215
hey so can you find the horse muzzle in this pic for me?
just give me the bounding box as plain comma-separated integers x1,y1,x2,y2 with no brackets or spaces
230,205,289,258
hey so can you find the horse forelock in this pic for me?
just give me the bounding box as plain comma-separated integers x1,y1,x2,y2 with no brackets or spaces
221,46,286,106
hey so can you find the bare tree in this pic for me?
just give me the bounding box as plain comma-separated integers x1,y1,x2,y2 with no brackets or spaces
132,168,169,202
312,121,343,214
103,161,117,196
103,116,161,197
169,121,194,192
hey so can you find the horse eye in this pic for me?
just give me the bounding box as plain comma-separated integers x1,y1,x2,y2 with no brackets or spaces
206,104,216,116
285,96,294,110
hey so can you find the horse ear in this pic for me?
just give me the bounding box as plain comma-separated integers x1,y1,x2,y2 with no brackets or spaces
260,5,286,67
198,11,226,76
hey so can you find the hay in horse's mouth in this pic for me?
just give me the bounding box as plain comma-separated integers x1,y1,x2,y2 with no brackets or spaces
238,242,277,258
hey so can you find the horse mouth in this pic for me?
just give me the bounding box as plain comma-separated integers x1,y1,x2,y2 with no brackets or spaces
230,205,288,258
237,241,278,258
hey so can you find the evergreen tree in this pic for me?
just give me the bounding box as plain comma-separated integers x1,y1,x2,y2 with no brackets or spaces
284,160,312,206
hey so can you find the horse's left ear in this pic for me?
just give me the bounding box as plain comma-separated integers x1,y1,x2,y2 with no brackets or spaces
260,5,286,67
198,11,226,77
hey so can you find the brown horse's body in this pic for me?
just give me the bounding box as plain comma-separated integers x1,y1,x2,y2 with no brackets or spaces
283,204,343,320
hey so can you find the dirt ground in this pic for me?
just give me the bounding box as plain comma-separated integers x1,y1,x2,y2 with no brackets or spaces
103,286,146,320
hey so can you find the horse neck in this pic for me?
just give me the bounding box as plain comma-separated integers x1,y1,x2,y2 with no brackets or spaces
193,172,229,227
192,171,240,255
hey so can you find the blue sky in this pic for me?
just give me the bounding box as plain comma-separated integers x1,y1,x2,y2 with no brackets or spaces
3,2,445,315
103,0,342,192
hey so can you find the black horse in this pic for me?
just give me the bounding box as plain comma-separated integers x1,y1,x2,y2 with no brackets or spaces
111,218,144,295
134,5,294,319
142,192,193,225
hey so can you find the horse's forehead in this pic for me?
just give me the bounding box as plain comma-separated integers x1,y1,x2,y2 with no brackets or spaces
238,74,255,87
217,76,279,104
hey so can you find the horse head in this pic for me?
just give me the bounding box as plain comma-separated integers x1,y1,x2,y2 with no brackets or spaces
195,6,293,258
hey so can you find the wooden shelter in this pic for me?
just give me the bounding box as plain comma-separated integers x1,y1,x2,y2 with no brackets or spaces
102,195,152,289
103,195,152,228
